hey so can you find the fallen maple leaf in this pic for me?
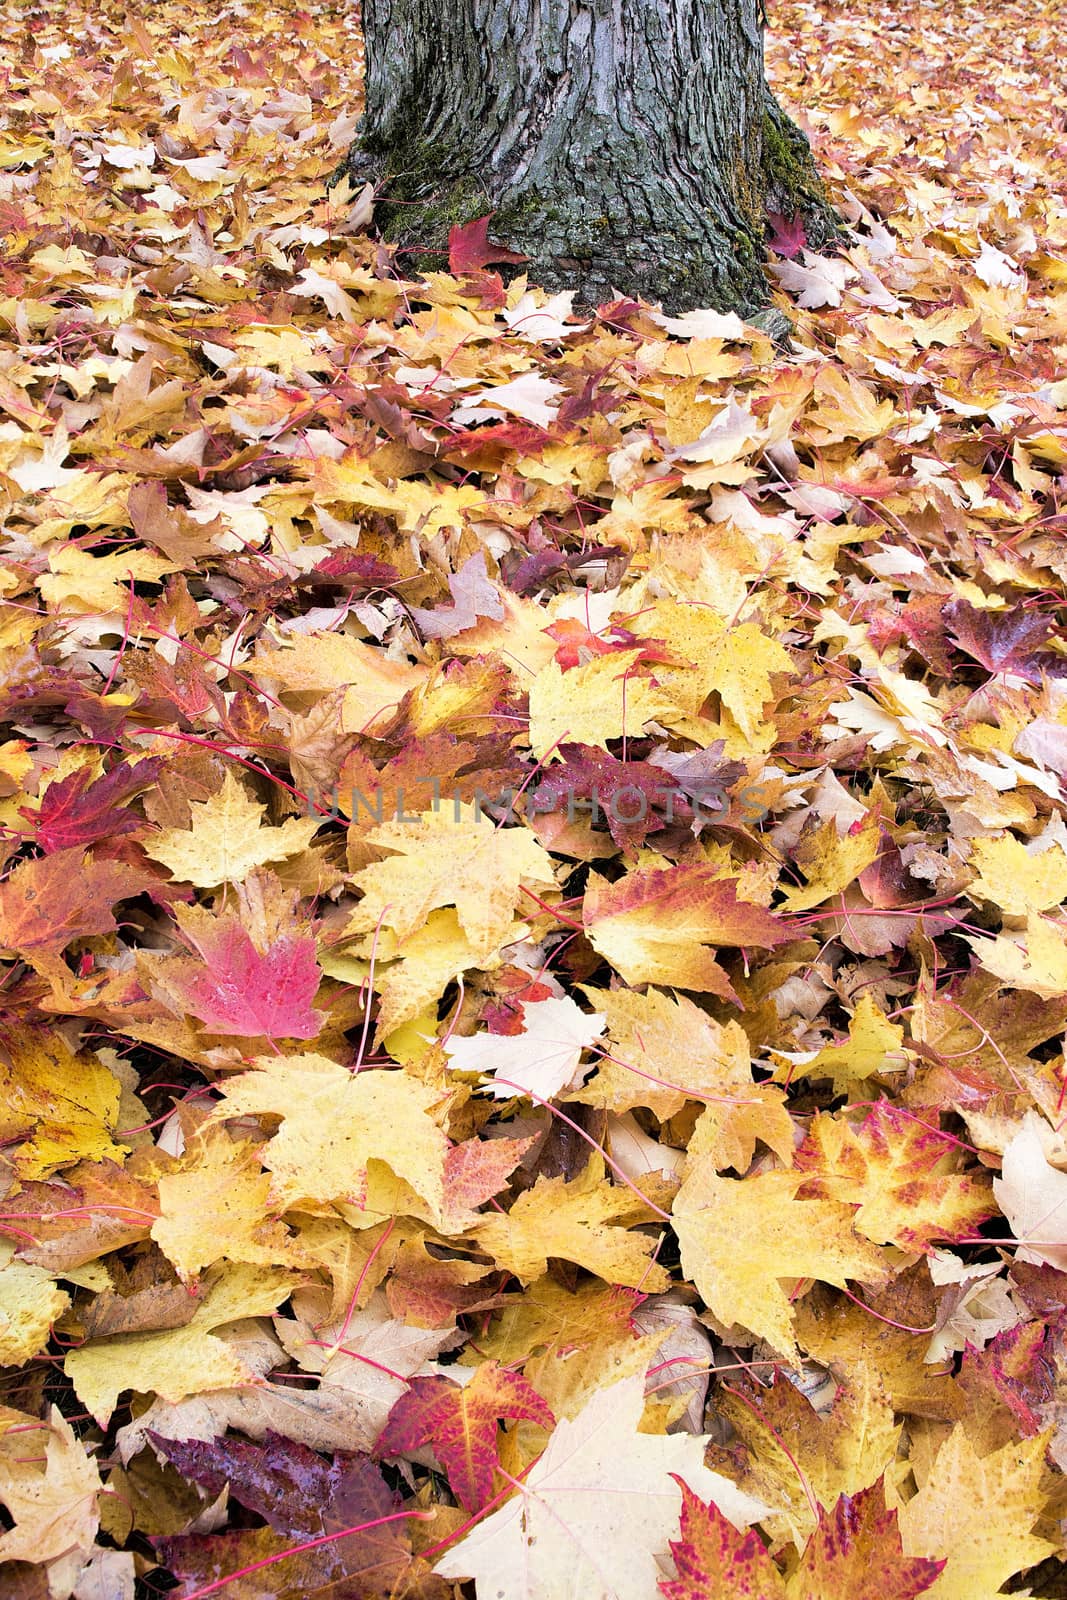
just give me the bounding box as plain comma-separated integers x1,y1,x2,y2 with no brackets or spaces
66,1264,298,1424
773,994,908,1095
969,913,1067,999
583,862,788,1003
444,994,605,1101
409,550,505,638
769,249,851,307
966,832,1067,917
434,1373,768,1600
26,756,162,853
343,805,559,964
527,649,679,760
376,1361,554,1510
0,849,158,975
0,1027,128,1178
144,771,321,888
778,813,882,913
672,1159,890,1358
993,1112,1067,1271
895,1423,1054,1599
0,1239,70,1365
661,1476,943,1600
448,213,529,273
943,597,1053,677
149,1428,391,1536
150,1122,304,1279
0,1407,102,1593
718,1365,902,1548
210,1054,450,1217
796,1102,994,1249
153,1436,439,1600
572,986,794,1171
767,211,809,258
471,1154,670,1290
146,903,325,1040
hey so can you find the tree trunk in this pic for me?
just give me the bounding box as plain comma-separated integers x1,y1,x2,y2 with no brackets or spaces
344,0,839,316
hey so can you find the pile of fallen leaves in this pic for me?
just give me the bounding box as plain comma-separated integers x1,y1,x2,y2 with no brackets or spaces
1,0,1067,1593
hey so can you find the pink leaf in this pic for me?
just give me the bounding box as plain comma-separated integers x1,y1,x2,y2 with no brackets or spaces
168,914,325,1039
767,211,808,258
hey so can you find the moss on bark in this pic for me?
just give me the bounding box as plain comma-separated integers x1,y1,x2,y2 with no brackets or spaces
760,100,842,250
345,0,841,314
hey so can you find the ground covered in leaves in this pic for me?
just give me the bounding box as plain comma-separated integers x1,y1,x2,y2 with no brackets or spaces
1,0,1067,1594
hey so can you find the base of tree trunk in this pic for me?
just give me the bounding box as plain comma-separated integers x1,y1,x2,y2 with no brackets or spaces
342,1,842,316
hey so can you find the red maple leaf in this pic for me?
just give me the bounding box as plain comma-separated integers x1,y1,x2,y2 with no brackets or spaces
767,211,809,258
531,743,689,850
150,1431,389,1538
376,1361,554,1511
661,1476,943,1600
442,1133,536,1216
159,911,325,1040
957,1320,1052,1437
542,617,624,669
448,214,528,274
27,757,163,853
943,598,1061,681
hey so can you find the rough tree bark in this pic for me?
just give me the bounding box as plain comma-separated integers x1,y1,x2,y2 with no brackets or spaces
343,0,839,315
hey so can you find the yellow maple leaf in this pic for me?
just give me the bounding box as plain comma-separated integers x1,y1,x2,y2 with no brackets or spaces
673,1159,889,1358
212,1054,450,1216
0,1241,70,1365
777,813,882,912
232,323,321,376
463,1276,644,1368
66,1264,298,1425
143,771,321,887
896,1424,1054,1600
324,908,532,1041
151,1122,307,1280
408,656,514,738
38,545,178,613
343,805,558,964
626,601,790,737
593,477,698,548
794,1291,963,1423
571,986,755,1119
686,1092,796,1176
773,994,908,1095
0,1406,101,1581
631,602,792,741
313,455,484,540
253,630,425,735
583,862,787,1002
0,1028,128,1178
795,1104,993,1248
805,367,900,444
629,599,727,710
966,834,1067,916
572,986,794,1170
701,622,793,742
472,1155,669,1291
527,649,678,760
253,627,423,695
